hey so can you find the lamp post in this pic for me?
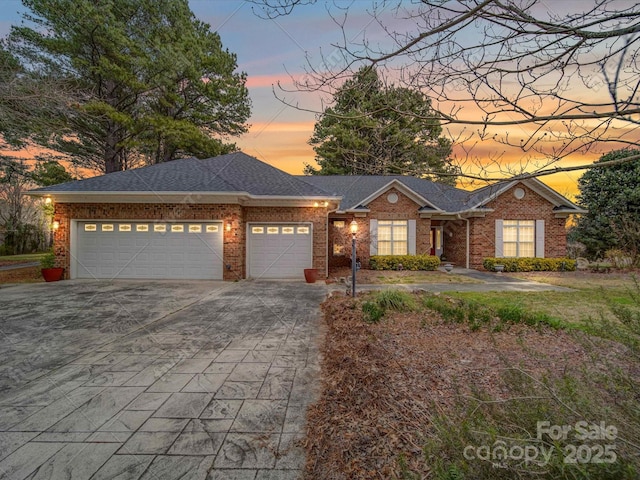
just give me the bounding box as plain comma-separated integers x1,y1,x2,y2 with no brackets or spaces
350,220,358,297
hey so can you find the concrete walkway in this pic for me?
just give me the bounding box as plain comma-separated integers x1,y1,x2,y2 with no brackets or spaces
345,267,573,293
0,280,325,480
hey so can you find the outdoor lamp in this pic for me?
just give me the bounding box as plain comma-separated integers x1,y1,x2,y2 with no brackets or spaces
52,221,60,230
350,220,358,297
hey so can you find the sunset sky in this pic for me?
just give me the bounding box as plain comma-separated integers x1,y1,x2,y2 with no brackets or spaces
0,0,610,199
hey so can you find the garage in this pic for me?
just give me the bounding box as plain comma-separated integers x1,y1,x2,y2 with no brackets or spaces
74,221,223,280
247,223,313,279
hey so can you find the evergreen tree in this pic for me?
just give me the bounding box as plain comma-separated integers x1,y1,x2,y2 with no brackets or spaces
572,149,640,258
6,0,250,173
305,67,455,184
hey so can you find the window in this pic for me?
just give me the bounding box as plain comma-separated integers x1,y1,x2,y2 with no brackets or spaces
118,224,131,232
136,224,149,232
503,220,535,257
171,225,184,232
102,224,114,232
206,225,219,233
297,226,310,234
267,227,279,234
377,220,408,255
154,224,166,232
251,226,264,234
188,225,202,233
282,227,294,234
84,224,97,232
333,220,345,228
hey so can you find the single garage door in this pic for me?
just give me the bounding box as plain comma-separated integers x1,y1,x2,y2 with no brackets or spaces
75,221,223,280
247,223,313,279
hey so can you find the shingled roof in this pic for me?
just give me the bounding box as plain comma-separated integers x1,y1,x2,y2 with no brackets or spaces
297,175,472,212
30,152,332,198
30,151,583,214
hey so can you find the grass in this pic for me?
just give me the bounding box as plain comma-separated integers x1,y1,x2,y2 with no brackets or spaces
0,252,48,264
444,272,639,326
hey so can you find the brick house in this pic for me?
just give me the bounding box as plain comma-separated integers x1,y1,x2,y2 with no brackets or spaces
29,152,584,280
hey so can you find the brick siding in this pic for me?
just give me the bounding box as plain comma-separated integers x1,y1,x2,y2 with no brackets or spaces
53,203,327,280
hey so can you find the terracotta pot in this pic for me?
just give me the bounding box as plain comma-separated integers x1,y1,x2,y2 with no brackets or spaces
41,267,64,282
303,268,318,283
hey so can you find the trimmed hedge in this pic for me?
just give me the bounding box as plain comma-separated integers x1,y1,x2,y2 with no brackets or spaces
369,254,441,271
483,257,576,272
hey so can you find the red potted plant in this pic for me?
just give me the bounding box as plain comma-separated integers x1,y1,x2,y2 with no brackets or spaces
41,252,64,282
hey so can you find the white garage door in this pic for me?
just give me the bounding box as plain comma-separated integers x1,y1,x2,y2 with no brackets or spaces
247,224,313,279
75,221,223,280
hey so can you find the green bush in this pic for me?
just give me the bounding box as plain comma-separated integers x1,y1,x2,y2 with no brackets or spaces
370,254,440,271
482,257,576,272
40,251,56,268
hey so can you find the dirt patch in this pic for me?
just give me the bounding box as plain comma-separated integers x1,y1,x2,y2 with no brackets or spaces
304,292,637,479
0,266,44,284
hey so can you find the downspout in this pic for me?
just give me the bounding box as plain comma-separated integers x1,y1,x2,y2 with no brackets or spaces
456,214,470,269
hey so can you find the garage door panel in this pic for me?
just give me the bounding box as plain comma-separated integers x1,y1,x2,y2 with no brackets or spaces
248,223,312,279
76,221,223,280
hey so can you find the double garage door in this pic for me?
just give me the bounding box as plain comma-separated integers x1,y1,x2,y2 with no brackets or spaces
75,221,223,280
74,221,313,280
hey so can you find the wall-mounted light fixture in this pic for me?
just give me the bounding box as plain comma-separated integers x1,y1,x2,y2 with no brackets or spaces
45,197,52,205
52,221,60,230
226,223,232,232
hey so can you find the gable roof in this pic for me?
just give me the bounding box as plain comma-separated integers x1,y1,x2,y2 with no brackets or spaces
29,152,336,203
297,175,469,212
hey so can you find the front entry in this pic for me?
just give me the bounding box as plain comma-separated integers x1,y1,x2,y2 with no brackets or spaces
430,226,443,257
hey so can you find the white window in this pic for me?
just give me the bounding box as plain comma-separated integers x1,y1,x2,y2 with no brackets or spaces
171,225,184,233
102,224,114,232
119,224,132,232
251,226,264,234
267,227,279,234
136,224,149,232
206,225,219,233
154,224,166,232
297,226,310,234
377,220,408,255
282,227,294,234
503,220,535,257
84,224,97,232
189,225,202,233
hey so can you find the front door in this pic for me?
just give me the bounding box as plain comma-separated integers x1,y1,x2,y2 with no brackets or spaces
430,226,443,257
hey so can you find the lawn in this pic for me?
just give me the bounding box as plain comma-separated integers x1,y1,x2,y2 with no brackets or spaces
305,273,640,480
444,271,639,326
0,252,47,266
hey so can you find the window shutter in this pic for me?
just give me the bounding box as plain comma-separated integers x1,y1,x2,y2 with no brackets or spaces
408,219,416,255
369,219,378,256
535,220,545,258
495,219,504,258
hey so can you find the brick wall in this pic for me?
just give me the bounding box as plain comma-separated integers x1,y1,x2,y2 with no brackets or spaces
53,203,327,280
467,183,568,269
328,188,432,270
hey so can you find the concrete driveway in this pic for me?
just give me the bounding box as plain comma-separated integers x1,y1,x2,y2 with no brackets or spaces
0,280,326,480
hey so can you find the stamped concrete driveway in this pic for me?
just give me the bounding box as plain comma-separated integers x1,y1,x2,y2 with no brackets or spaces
0,280,326,480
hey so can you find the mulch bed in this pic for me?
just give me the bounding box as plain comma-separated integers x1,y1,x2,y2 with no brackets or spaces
0,266,44,284
303,292,634,479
